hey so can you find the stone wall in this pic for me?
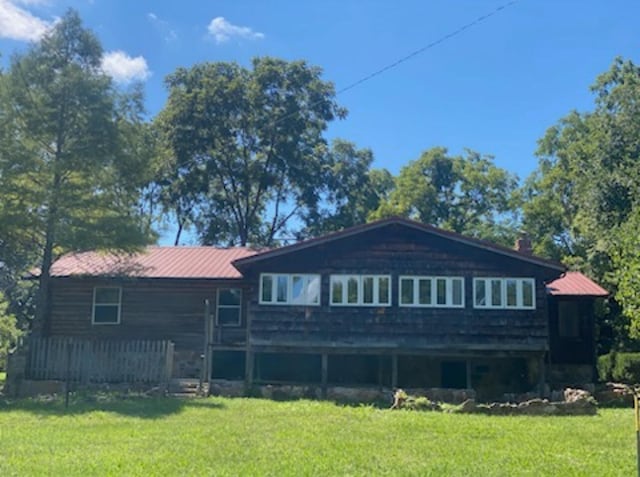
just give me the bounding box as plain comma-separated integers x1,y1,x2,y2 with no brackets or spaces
208,380,476,405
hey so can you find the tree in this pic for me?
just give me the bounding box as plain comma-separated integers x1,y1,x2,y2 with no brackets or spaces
371,147,520,245
157,57,346,246
523,57,640,343
301,139,394,236
0,10,153,332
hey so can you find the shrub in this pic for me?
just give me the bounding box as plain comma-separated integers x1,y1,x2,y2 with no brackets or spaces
597,353,615,382
598,352,640,384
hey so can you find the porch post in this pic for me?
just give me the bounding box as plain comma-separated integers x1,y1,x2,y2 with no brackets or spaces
538,353,547,397
245,348,254,392
321,353,328,399
202,299,212,391
391,354,398,389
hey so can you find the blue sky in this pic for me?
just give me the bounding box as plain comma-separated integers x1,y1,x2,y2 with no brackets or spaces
1,0,639,241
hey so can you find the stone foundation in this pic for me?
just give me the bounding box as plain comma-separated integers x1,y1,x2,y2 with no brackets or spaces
208,380,476,405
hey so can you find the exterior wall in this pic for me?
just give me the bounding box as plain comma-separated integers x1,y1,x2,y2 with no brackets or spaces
242,224,562,352
48,277,247,351
548,296,596,364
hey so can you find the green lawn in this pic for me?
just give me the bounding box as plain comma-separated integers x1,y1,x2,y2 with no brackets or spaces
0,396,634,476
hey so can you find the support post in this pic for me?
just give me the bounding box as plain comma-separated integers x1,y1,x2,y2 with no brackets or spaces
321,353,328,399
201,299,212,394
538,353,546,398
391,354,398,389
245,349,254,394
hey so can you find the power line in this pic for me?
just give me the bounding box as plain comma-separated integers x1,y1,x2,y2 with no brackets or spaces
337,0,519,95
273,0,519,126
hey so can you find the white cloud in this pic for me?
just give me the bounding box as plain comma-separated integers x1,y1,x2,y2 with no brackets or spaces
0,0,51,41
101,51,150,84
207,17,264,44
147,11,177,43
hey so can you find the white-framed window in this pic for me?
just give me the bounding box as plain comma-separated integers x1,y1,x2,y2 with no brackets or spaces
473,278,535,309
259,274,320,306
92,287,121,325
399,276,464,308
217,288,242,326
330,275,391,306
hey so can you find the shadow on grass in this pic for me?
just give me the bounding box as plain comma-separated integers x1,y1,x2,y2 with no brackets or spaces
0,394,226,418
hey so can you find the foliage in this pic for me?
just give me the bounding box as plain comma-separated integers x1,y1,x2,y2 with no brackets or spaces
0,292,21,370
523,57,640,342
301,139,394,237
371,147,520,246
0,397,633,476
597,352,640,384
157,57,346,246
0,10,154,327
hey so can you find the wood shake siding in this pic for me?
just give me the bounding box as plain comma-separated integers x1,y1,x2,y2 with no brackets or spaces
243,225,560,351
49,278,247,349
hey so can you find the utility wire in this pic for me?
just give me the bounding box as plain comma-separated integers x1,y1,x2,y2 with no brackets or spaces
273,0,519,125
337,0,519,96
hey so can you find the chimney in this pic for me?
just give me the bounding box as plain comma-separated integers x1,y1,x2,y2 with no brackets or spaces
515,233,532,255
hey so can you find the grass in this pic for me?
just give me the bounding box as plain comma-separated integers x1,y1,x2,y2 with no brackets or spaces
0,395,635,476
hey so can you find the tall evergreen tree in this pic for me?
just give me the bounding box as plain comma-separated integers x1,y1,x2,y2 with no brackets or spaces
0,10,153,332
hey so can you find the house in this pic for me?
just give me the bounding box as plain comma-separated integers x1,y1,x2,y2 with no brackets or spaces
33,217,607,399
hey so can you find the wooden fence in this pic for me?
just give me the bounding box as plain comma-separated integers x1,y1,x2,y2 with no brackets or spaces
26,337,174,384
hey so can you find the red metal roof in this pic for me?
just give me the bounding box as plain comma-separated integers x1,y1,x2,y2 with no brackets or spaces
50,247,259,279
546,271,609,297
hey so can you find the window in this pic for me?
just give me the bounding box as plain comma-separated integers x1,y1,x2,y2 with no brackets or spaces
330,275,391,306
473,278,535,309
217,288,242,326
92,287,121,324
399,276,464,308
259,274,320,305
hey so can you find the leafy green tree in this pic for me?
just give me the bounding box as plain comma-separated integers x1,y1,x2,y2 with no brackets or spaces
157,57,346,246
372,147,520,245
0,10,153,332
301,139,394,236
523,57,640,343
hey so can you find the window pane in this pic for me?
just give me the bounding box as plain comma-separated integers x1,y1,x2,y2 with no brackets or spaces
347,277,359,304
218,307,240,326
307,276,320,304
378,277,390,304
261,275,273,302
94,305,118,323
475,280,486,306
331,279,343,304
95,288,119,304
276,276,288,303
400,278,413,305
506,280,517,307
522,280,534,307
419,279,432,305
491,280,502,306
452,279,463,305
292,276,304,303
363,277,374,304
219,288,241,306
436,278,447,305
